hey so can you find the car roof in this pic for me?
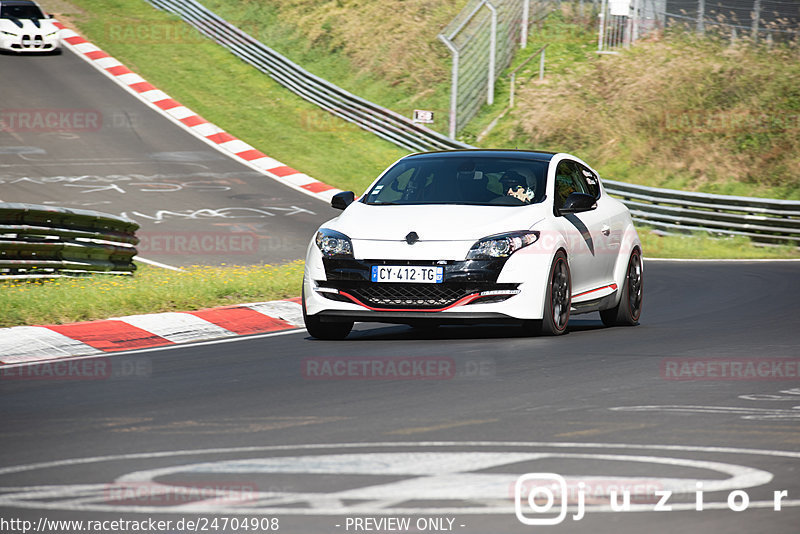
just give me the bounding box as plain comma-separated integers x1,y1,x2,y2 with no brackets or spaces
403,149,556,162
1,1,40,6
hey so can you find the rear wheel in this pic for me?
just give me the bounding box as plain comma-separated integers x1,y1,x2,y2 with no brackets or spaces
600,248,643,327
525,251,571,336
302,287,353,340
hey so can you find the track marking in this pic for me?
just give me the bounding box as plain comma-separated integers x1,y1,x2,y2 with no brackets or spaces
0,442,795,516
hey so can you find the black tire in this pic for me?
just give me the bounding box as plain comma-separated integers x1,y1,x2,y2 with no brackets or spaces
525,250,571,336
600,248,643,327
302,287,353,340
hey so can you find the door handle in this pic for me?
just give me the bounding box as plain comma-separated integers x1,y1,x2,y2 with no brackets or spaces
601,225,611,236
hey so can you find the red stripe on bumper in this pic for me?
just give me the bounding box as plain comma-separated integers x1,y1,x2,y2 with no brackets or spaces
572,283,618,299
337,291,481,313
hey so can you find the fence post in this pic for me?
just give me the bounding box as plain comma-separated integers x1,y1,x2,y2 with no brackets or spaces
598,0,607,51
751,0,761,42
697,0,705,34
486,0,498,106
539,45,546,80
438,34,460,139
521,0,529,48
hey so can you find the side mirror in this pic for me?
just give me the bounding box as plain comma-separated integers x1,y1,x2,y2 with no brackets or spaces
331,191,355,210
559,192,597,214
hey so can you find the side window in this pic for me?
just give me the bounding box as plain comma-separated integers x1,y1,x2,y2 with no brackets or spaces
554,161,579,209
576,163,601,199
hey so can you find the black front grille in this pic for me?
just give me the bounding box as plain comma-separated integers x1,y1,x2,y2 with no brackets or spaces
320,281,518,309
352,283,469,308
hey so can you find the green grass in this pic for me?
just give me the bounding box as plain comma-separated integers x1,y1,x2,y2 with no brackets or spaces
0,261,304,328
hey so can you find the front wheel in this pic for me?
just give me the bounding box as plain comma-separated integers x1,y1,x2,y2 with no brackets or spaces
600,248,643,327
302,287,353,340
524,250,571,336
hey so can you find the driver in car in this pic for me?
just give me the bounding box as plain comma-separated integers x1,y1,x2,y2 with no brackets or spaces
500,170,536,204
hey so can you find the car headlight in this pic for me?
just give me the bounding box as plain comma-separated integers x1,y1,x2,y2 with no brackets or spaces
1,31,17,36
45,31,59,38
466,231,539,259
315,229,353,258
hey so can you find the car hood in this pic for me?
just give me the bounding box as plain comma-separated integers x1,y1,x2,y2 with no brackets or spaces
327,202,547,242
0,18,58,34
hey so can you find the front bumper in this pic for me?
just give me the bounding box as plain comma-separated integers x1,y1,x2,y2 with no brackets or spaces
304,248,554,323
0,33,61,52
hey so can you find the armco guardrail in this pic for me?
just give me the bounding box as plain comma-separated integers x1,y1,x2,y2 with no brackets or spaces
0,203,139,278
604,180,800,245
146,0,471,153
143,0,797,245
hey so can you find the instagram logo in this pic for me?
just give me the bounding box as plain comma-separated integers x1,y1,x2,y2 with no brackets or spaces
515,473,571,525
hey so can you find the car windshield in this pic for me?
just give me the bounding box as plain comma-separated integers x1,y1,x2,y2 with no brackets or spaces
1,3,45,19
365,156,549,206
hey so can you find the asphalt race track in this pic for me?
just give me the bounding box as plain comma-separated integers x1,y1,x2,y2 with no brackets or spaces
1,261,799,533
0,49,336,266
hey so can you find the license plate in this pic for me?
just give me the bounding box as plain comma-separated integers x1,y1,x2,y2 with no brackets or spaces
371,265,444,284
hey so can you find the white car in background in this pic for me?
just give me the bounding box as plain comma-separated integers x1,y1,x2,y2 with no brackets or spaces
303,149,643,339
0,0,61,53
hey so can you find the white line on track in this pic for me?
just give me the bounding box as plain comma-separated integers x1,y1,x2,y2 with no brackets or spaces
133,256,185,271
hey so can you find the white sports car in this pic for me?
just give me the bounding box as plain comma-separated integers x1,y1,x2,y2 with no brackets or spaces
302,150,643,339
0,0,61,53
